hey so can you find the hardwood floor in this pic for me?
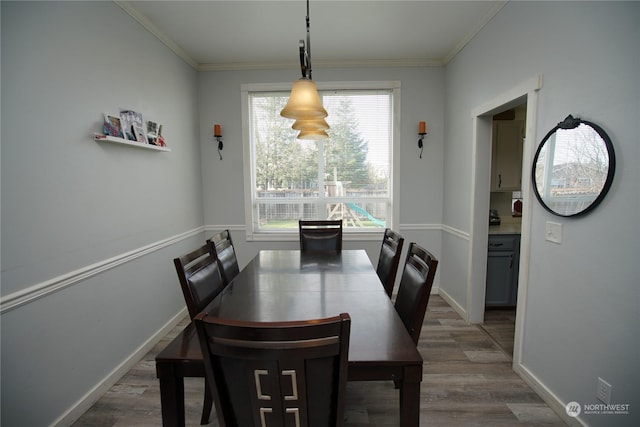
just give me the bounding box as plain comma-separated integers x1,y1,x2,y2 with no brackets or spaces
481,307,517,356
73,296,566,426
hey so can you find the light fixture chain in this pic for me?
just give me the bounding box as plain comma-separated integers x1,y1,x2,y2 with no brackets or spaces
306,10,312,80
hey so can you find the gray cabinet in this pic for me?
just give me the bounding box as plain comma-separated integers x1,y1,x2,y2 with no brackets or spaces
485,234,520,307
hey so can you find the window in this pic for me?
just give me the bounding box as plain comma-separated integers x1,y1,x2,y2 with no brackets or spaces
242,81,400,240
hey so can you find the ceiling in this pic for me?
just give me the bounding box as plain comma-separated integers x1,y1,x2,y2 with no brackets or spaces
119,1,507,71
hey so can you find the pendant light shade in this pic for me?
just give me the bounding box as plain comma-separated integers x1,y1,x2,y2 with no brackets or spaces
280,0,328,139
280,78,327,120
297,129,329,140
292,117,329,131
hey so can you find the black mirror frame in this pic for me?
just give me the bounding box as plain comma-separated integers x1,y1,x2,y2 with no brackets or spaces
531,115,616,217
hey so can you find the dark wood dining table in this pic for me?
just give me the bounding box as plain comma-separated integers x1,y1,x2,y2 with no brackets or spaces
156,249,423,426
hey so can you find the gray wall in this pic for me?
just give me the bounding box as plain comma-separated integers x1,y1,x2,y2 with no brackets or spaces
198,66,445,267
442,2,639,426
2,1,638,426
1,2,203,425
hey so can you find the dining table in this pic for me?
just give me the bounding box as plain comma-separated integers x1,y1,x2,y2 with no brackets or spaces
156,249,423,426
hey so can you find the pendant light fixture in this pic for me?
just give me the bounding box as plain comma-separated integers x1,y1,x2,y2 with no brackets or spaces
280,0,329,139
292,117,329,131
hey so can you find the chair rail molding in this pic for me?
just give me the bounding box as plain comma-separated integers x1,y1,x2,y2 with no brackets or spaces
0,226,206,314
441,224,471,241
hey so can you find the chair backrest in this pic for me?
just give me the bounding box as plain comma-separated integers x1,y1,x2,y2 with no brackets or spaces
299,220,343,254
394,242,438,345
195,312,351,427
376,228,405,298
173,243,226,319
208,229,240,285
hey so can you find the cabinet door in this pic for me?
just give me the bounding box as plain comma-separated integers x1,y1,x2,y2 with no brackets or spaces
491,121,524,191
485,251,514,307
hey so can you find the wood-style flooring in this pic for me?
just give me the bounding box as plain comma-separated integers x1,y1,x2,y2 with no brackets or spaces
73,296,566,426
481,307,517,356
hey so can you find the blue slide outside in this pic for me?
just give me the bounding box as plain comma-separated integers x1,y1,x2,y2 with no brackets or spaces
346,203,386,227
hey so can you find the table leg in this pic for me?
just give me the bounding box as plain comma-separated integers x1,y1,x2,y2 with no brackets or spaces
158,370,186,427
398,366,422,427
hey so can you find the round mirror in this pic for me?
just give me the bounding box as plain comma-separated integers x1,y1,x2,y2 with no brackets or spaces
532,115,615,217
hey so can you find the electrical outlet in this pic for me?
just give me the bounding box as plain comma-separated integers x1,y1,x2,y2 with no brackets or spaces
596,377,612,404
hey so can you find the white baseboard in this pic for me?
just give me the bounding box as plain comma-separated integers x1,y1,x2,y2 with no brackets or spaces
437,287,468,321
515,363,586,427
53,307,188,427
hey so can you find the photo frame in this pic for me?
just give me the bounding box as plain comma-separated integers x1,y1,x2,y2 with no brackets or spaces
133,125,147,144
103,114,124,138
146,120,158,145
119,109,144,141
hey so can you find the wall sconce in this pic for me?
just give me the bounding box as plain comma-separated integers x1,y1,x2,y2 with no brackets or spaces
214,124,223,159
418,121,427,159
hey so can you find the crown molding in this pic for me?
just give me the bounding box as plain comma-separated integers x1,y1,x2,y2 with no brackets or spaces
118,0,506,71
443,0,508,65
114,1,199,69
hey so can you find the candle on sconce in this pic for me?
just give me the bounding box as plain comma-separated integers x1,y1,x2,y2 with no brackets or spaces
419,121,426,134
214,124,222,136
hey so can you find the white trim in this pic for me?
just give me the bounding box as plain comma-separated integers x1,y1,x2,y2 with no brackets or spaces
471,75,543,118
53,307,188,427
438,286,468,321
443,1,509,65
204,224,246,235
512,89,539,370
207,223,445,242
467,74,543,322
400,223,441,231
0,226,205,314
114,1,198,69
198,58,443,72
441,224,471,241
241,81,401,93
516,364,586,427
117,1,505,71
241,81,401,239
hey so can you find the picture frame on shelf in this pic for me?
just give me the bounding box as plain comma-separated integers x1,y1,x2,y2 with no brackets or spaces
133,125,147,144
156,124,166,147
103,114,124,138
119,109,144,141
146,120,158,145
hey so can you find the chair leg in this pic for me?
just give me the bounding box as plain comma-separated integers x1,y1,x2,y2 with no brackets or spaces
200,378,213,425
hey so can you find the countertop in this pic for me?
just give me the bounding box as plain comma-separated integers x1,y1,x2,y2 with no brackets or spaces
488,222,521,235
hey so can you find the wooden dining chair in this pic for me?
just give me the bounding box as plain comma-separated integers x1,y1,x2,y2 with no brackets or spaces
394,242,439,345
376,228,405,298
299,220,343,254
173,243,226,424
194,312,351,427
208,229,240,285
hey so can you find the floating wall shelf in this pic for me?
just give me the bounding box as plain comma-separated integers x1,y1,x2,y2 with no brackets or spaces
93,135,170,152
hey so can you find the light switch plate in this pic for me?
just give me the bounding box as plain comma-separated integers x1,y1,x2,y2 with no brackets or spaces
545,221,562,244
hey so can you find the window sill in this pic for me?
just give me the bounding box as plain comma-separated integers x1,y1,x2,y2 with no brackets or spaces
246,230,385,242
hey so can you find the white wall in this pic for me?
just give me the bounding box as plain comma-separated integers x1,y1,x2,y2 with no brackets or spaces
198,66,445,268
442,2,639,426
1,2,202,425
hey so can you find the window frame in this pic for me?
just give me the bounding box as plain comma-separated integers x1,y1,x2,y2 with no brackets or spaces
241,81,401,241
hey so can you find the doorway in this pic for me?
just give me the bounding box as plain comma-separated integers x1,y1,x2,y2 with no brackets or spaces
467,75,542,368
482,104,526,357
